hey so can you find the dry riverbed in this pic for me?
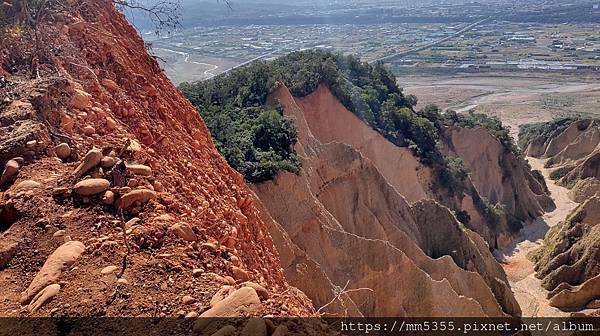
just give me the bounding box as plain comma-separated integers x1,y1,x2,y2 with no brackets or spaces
497,157,578,317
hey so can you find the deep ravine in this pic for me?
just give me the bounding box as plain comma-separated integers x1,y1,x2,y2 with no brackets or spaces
498,157,578,317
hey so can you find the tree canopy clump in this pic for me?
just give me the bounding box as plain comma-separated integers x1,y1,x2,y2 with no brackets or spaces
201,104,300,183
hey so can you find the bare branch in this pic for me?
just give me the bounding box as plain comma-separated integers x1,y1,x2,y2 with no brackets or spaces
218,0,232,10
113,0,182,35
316,280,374,316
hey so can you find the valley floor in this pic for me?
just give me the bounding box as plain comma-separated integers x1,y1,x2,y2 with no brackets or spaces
402,72,600,140
498,157,577,317
406,72,600,316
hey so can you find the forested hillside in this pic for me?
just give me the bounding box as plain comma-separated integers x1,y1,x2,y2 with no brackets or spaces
180,51,420,181
180,50,517,192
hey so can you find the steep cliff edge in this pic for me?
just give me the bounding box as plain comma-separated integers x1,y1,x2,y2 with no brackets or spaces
178,47,555,316
293,84,430,203
531,197,600,309
521,118,600,191
251,84,521,317
445,127,554,235
0,0,313,317
295,84,553,250
520,118,600,310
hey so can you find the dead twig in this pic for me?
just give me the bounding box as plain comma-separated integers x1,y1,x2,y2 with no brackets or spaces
112,0,182,35
316,280,374,315
116,209,130,279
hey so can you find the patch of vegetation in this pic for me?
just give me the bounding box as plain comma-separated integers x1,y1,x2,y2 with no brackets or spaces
549,166,573,181
435,156,470,196
201,104,300,183
444,156,470,181
455,210,471,225
518,118,576,149
473,196,504,229
549,165,579,188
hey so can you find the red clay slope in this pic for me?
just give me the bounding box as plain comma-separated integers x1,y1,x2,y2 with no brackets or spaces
0,0,312,317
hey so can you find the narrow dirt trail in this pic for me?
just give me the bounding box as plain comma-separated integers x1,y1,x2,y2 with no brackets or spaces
498,157,579,317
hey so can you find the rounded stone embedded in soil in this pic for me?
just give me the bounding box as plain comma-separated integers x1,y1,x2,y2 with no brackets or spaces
55,143,72,160
209,285,234,308
101,78,119,91
192,268,204,277
70,89,91,110
102,190,115,205
73,178,110,196
169,223,196,242
100,156,118,169
83,125,96,136
0,242,18,269
73,149,103,178
115,189,156,210
241,281,270,300
53,230,66,238
106,117,117,130
61,114,74,133
26,140,37,150
231,266,250,282
127,178,138,188
101,265,119,275
0,159,20,184
200,242,218,253
153,181,164,192
126,164,152,176
27,283,61,313
199,287,263,319
182,295,196,305
14,180,42,191
20,241,85,305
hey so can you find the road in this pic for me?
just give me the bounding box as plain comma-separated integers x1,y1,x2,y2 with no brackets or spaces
219,42,306,76
373,17,491,63
202,17,491,79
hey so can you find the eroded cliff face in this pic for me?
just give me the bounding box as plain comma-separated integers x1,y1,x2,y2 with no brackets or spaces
525,119,600,192
293,84,431,203
522,118,600,310
252,84,522,317
532,197,600,310
0,0,313,318
291,84,552,251
445,127,555,243
524,119,600,198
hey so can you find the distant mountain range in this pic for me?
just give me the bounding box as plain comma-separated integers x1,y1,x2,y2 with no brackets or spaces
127,0,599,31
